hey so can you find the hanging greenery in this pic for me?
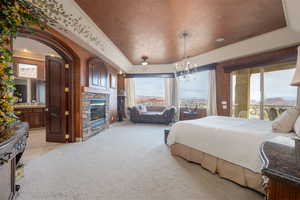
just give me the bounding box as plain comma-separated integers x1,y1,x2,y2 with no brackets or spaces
0,0,55,139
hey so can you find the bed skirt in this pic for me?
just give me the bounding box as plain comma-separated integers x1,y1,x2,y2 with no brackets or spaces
170,143,264,193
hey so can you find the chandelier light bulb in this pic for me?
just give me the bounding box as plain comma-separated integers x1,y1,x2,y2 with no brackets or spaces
174,31,195,79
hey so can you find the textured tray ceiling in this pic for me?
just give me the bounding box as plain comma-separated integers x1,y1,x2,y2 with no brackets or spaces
75,0,286,65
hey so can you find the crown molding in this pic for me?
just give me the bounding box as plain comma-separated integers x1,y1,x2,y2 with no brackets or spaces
26,0,300,74
130,28,300,74
26,0,132,72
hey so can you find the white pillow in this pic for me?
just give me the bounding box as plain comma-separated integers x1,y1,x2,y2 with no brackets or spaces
272,108,300,133
137,104,147,113
294,116,300,137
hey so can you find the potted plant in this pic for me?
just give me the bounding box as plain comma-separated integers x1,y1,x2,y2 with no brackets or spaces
0,0,51,143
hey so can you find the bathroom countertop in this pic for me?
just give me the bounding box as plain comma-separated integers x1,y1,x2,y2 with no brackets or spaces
15,104,46,109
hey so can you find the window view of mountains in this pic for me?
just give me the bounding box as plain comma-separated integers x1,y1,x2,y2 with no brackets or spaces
136,96,165,106
250,96,296,106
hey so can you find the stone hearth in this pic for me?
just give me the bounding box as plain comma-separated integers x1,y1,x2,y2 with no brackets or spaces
82,92,110,141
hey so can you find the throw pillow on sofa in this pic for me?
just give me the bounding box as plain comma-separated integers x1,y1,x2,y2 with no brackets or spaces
137,105,147,113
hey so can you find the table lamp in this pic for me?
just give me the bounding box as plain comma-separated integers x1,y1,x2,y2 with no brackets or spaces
291,46,300,86
291,46,300,138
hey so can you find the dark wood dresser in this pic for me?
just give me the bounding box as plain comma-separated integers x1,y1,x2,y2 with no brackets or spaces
260,136,300,200
0,122,29,200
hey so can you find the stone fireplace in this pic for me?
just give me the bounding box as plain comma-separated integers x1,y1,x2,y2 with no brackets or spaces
82,92,109,141
90,99,106,125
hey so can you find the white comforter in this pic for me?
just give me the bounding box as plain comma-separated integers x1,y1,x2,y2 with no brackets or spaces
168,116,287,173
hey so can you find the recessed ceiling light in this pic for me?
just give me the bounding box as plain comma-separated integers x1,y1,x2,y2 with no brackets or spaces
216,37,225,42
141,56,149,66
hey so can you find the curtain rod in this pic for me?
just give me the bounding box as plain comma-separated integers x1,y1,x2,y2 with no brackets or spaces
125,63,217,78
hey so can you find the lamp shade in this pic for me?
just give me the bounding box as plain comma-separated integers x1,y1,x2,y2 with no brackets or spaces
291,46,300,86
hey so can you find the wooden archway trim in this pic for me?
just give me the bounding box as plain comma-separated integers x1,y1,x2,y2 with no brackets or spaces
17,28,80,142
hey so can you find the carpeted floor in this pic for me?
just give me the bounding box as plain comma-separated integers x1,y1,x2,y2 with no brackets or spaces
18,122,264,200
22,128,64,163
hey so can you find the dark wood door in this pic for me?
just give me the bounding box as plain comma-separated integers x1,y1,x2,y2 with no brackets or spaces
45,56,66,143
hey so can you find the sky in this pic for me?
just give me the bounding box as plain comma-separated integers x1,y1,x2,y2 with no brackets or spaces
134,71,209,99
135,78,165,97
134,68,296,102
135,71,208,99
179,71,209,99
250,68,297,102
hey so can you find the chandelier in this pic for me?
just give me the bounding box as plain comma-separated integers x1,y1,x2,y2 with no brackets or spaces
175,32,197,79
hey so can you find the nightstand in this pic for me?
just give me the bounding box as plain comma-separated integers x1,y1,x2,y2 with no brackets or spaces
260,136,300,200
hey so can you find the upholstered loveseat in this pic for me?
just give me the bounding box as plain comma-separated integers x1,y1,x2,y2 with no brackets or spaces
128,106,176,125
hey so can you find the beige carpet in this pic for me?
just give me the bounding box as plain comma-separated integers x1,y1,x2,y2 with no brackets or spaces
22,128,64,163
18,122,264,200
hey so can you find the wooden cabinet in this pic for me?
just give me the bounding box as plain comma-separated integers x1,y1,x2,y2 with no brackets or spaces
264,178,300,200
88,58,107,89
37,63,45,81
16,107,45,129
260,136,300,200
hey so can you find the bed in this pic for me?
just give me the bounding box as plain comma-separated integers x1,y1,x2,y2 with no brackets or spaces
167,116,292,193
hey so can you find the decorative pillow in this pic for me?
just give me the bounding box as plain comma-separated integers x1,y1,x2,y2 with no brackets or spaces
137,104,147,113
294,116,300,137
272,108,300,133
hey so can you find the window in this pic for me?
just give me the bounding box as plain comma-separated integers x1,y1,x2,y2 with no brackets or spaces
263,67,297,120
134,78,165,106
264,68,297,106
231,63,297,120
18,63,37,79
179,71,209,109
249,70,261,119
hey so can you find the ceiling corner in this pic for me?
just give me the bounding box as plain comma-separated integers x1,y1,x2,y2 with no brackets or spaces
26,0,133,72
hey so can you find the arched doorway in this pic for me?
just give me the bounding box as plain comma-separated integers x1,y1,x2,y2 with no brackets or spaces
15,28,79,143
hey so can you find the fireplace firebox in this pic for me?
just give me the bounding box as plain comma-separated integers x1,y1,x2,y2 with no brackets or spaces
90,99,106,127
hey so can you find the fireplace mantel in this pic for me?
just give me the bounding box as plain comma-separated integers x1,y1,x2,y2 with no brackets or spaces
82,86,110,94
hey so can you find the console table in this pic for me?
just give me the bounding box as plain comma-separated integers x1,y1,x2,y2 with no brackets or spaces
0,122,29,200
260,136,300,200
